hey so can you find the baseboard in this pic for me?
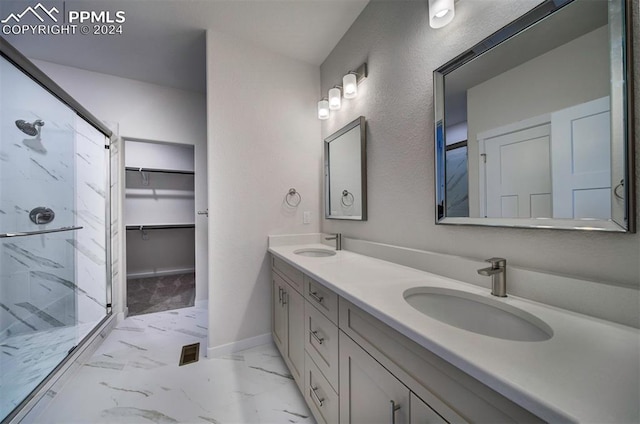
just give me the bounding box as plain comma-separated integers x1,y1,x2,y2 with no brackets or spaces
207,332,272,358
126,268,196,280
117,308,128,322
194,299,208,309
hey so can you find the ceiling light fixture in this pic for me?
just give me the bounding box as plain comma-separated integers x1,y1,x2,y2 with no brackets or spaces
429,0,455,29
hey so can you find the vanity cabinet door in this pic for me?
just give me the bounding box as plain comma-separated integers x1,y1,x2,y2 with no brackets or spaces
286,283,305,391
272,274,287,355
340,331,410,424
410,393,447,424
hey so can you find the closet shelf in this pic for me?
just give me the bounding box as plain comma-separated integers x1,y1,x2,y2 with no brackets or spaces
126,224,195,230
126,166,195,175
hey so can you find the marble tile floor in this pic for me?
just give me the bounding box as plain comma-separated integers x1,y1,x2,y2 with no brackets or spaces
31,306,315,424
1,321,99,421
127,273,196,316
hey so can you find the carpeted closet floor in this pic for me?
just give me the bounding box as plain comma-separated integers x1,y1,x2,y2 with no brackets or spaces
127,272,195,316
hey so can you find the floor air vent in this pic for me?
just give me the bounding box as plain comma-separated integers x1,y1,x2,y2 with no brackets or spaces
179,343,200,366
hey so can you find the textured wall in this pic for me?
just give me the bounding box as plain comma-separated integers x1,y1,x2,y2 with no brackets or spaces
321,0,640,289
207,30,322,351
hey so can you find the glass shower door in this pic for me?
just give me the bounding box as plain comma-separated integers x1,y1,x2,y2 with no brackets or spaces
0,54,109,421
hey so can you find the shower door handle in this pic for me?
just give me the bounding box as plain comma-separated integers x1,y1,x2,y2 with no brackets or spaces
0,226,83,238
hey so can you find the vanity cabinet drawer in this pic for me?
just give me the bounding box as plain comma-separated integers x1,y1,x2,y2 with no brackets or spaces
305,300,340,393
305,353,339,424
339,298,543,423
272,256,303,293
304,275,338,325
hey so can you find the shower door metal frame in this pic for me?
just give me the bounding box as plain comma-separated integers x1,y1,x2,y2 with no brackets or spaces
0,35,115,423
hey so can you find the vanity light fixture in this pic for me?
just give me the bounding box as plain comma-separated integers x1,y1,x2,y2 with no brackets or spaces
317,98,330,120
429,0,455,29
343,63,368,99
329,86,342,110
317,62,368,119
343,72,358,99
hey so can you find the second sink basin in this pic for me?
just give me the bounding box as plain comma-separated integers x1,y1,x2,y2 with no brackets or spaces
404,287,553,342
294,248,336,257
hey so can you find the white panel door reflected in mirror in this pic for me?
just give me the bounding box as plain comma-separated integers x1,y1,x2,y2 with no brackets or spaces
434,0,634,232
325,116,367,221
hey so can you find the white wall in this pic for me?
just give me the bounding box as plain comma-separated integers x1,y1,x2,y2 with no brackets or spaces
32,60,209,310
320,1,640,290
207,30,322,353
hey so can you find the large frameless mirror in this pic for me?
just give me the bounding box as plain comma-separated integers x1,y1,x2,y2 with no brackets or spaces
325,116,367,220
434,0,635,232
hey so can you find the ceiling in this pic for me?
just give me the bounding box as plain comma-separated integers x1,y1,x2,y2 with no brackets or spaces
0,0,369,93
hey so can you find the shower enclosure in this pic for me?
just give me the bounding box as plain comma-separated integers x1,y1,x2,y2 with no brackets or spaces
0,43,111,422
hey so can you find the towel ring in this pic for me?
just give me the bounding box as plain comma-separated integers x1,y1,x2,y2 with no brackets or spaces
341,190,354,207
614,179,624,200
285,188,302,207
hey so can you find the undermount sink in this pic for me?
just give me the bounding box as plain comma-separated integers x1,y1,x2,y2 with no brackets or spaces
294,248,336,257
404,287,553,342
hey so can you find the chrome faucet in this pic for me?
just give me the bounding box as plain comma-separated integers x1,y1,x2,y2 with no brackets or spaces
477,257,507,297
325,233,342,251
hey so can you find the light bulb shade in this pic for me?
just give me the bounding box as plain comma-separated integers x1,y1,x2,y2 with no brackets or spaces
328,87,342,110
317,99,330,120
429,0,455,29
343,73,358,99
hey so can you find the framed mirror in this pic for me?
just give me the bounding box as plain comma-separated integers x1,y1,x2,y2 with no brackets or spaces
434,0,635,232
325,116,367,220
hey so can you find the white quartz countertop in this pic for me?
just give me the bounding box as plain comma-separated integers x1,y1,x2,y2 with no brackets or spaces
268,243,640,423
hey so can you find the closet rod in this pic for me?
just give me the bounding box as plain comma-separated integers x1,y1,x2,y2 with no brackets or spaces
125,166,195,175
126,224,195,230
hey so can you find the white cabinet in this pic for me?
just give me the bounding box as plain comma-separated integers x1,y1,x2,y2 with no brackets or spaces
272,275,287,352
305,299,340,392
271,254,542,424
410,393,447,424
340,331,410,424
303,275,340,424
271,271,305,391
305,352,340,424
287,285,305,388
339,333,447,424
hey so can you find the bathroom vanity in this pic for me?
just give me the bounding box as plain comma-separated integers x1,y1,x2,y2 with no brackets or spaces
269,238,639,423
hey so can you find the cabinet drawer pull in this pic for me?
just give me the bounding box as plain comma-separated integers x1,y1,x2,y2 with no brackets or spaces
310,385,324,407
278,286,283,304
390,400,401,424
310,330,324,345
309,291,324,304
282,290,288,306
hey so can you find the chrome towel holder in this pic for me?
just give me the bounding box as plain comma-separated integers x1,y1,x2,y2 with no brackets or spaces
341,190,354,207
285,188,302,207
614,179,624,200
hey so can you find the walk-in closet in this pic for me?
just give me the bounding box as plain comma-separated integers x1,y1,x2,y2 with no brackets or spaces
124,140,196,316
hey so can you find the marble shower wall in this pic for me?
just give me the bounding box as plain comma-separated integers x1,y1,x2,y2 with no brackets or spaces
73,116,108,327
0,55,108,340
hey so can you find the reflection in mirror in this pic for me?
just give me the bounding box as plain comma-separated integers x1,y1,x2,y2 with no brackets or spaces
434,0,634,232
325,116,367,220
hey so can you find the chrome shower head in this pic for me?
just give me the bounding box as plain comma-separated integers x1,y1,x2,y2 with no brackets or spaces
15,119,44,137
